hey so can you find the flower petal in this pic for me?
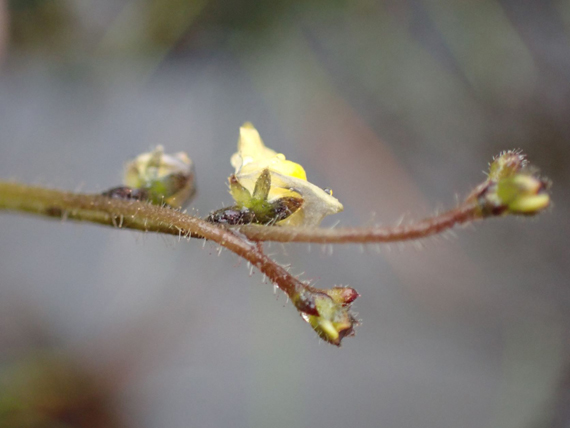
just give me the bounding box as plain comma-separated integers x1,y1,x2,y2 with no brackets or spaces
269,172,343,226
231,123,307,180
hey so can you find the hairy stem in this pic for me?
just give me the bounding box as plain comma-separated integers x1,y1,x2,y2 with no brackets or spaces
0,175,545,346
0,181,314,300
0,181,482,246
0,148,550,346
238,203,480,243
0,180,481,300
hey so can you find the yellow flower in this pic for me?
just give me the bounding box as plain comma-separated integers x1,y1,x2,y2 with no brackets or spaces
230,123,343,226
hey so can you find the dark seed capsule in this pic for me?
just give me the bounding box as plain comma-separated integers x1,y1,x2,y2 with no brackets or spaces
269,197,304,222
101,186,149,201
206,206,256,225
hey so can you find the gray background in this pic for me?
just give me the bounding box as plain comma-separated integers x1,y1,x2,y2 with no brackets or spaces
0,1,569,427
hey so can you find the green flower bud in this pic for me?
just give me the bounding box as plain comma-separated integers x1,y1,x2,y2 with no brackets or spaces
293,289,358,346
496,174,550,215
470,151,551,217
124,145,195,208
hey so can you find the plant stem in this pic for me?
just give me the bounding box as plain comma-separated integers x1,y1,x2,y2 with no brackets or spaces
238,203,480,243
0,179,534,346
0,179,481,293
0,147,550,346
0,181,313,300
0,180,481,301
0,181,482,246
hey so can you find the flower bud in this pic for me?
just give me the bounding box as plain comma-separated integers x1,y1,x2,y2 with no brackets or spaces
124,145,195,208
293,289,358,346
496,174,550,215
472,151,551,217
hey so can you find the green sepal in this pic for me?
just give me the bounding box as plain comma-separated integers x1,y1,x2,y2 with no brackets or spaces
252,169,271,201
229,175,252,208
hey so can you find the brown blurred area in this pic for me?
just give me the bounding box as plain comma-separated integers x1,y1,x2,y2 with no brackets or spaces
1,1,569,427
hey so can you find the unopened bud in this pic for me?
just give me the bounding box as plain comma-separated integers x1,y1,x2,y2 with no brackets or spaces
496,174,550,215
124,146,195,208
294,289,358,346
472,151,551,217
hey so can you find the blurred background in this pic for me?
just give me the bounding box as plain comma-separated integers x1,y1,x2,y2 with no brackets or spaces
0,0,569,427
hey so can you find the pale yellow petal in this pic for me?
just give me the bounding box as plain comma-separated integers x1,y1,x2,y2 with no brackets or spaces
232,123,307,180
269,172,343,227
231,123,277,171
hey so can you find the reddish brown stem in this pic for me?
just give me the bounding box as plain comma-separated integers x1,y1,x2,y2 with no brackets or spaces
0,182,314,302
238,202,480,243
0,182,481,305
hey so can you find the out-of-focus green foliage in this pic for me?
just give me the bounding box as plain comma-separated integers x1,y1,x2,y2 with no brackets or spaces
9,0,77,54
7,0,347,56
0,351,122,428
